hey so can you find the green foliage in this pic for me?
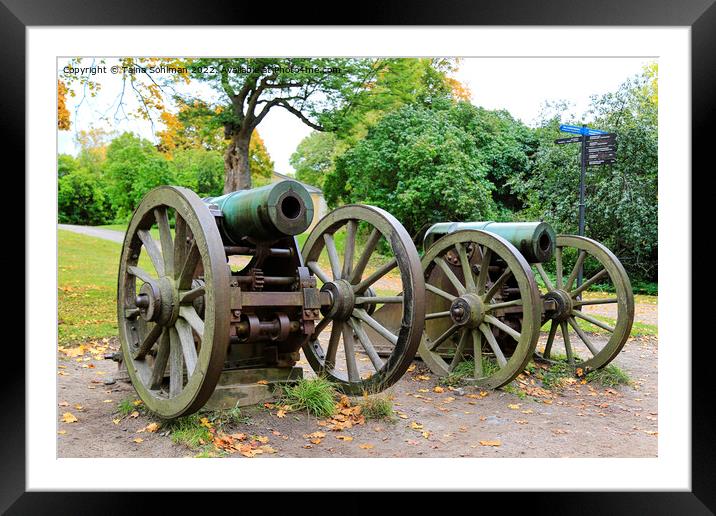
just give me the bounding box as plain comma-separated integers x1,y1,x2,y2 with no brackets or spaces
166,414,212,449
103,133,174,221
116,398,136,417
290,131,341,189
58,166,113,225
325,103,496,236
282,377,337,418
170,147,224,197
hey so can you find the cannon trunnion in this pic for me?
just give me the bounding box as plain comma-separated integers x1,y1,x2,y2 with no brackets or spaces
117,181,425,418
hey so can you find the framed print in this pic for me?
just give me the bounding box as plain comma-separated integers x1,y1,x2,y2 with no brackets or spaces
8,0,711,512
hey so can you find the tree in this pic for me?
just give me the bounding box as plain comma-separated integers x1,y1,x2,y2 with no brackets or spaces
103,133,174,221
58,167,112,225
58,80,71,130
324,103,496,236
184,58,386,192
289,131,340,189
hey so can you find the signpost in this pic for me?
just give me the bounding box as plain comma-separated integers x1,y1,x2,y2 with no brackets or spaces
555,124,617,288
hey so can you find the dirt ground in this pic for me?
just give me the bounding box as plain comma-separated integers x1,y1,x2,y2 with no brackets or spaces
57,300,658,459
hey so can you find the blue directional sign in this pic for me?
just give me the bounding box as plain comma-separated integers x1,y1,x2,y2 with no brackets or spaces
559,124,609,136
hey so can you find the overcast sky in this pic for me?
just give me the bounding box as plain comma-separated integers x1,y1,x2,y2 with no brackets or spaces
58,57,652,174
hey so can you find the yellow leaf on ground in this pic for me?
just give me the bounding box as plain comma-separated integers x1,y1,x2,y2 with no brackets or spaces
433,386,445,393
112,418,121,425
276,410,286,418
61,412,78,423
58,401,69,407
145,422,160,433
407,364,416,372
479,440,501,447
359,443,374,449
335,435,353,441
57,430,66,435
102,399,113,403
132,399,143,406
129,411,139,418
257,380,269,385
200,417,213,429
255,436,269,444
410,422,423,430
133,438,144,443
310,438,322,445
507,404,521,410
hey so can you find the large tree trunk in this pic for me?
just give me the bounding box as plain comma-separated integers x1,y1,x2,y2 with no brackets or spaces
223,131,252,193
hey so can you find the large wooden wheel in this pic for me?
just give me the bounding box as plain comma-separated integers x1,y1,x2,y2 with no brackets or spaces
117,186,231,419
301,205,425,395
418,230,541,389
534,234,634,372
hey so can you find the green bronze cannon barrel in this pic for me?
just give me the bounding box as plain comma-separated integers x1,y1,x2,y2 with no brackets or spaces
423,221,556,263
204,180,314,243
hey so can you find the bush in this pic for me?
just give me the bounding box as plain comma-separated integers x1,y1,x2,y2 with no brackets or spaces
282,377,337,418
58,167,113,225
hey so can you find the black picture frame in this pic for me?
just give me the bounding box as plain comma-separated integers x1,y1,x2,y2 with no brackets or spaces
8,1,710,512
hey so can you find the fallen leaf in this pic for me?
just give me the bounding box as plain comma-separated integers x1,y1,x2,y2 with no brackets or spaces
102,399,113,403
200,417,213,429
433,386,445,393
277,410,286,418
112,418,121,425
145,422,160,433
507,404,521,410
407,365,416,372
58,401,69,407
129,411,139,418
57,430,66,435
255,436,269,444
257,380,269,385
132,399,143,406
310,438,322,445
479,440,501,447
335,435,353,441
60,412,78,423
409,422,423,430
133,438,144,443
359,443,374,449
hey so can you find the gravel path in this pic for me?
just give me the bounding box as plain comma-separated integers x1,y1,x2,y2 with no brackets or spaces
58,224,125,243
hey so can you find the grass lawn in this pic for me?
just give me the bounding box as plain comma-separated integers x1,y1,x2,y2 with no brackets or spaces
58,230,121,345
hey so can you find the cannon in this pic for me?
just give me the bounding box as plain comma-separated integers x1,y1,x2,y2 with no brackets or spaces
370,221,634,388
117,180,425,418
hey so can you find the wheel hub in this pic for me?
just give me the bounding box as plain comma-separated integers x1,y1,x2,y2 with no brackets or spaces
136,276,177,326
450,293,484,328
545,289,573,322
320,279,355,320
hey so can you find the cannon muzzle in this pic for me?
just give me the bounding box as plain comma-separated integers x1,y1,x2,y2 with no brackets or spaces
423,221,556,263
204,180,314,243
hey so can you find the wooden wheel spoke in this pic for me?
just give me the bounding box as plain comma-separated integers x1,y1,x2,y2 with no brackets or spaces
479,323,507,368
180,285,205,304
455,243,476,293
179,305,204,339
484,314,521,342
125,307,140,319
535,263,554,292
177,240,200,290
434,257,466,296
134,322,162,359
352,308,398,345
449,330,469,372
128,265,155,285
428,324,459,352
154,207,174,276
543,320,558,359
138,229,165,277
565,250,587,291
353,257,397,295
307,261,331,284
342,220,357,280
426,283,457,302
571,268,608,297
311,316,331,339
477,247,493,293
483,269,513,302
348,227,381,285
168,327,184,397
149,329,170,389
323,233,342,280
568,317,598,356
572,309,616,333
426,310,451,320
486,299,522,311
348,318,384,371
174,318,198,376
560,321,574,365
173,215,188,272
555,247,564,289
472,329,484,376
341,324,360,382
324,321,342,370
